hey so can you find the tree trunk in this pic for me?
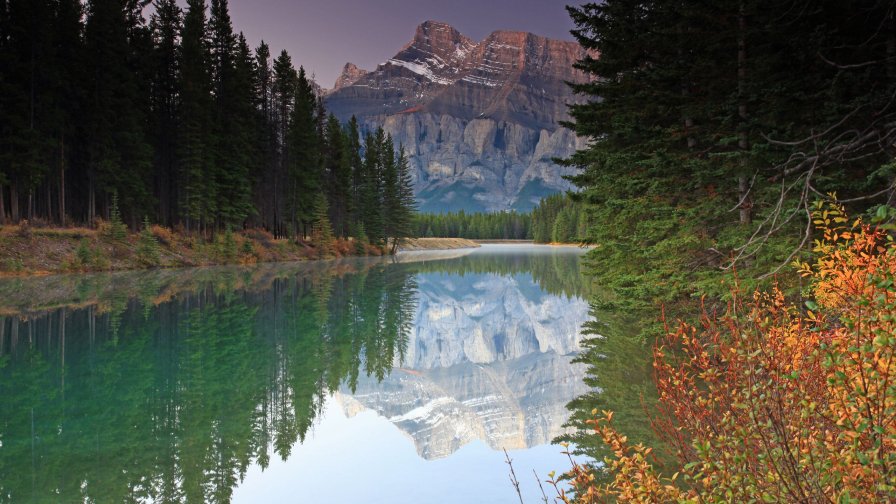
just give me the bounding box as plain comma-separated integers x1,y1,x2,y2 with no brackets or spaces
0,184,6,225
737,1,752,225
46,179,52,223
679,31,696,150
888,7,896,85
88,181,96,226
59,136,66,226
10,179,19,223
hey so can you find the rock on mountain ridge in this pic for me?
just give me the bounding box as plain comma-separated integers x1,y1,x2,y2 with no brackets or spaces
331,62,369,92
325,21,589,212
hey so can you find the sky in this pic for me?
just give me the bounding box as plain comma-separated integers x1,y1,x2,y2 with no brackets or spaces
219,0,580,89
232,401,585,503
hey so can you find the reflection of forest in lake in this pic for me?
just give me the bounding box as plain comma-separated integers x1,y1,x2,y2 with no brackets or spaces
0,246,593,503
0,260,416,503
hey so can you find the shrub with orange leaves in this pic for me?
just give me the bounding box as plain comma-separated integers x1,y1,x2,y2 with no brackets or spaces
565,204,896,502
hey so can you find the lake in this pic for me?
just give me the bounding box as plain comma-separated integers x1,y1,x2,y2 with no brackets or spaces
0,244,591,503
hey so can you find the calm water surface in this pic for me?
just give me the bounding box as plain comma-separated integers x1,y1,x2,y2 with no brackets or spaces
0,244,591,503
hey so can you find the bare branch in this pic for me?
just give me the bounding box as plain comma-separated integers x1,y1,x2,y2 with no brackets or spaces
816,51,885,70
505,448,525,504
533,469,550,504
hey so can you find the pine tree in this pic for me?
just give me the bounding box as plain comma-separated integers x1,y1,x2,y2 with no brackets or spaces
323,114,351,237
253,40,277,232
271,49,296,236
346,115,363,222
2,0,57,223
208,0,253,228
83,0,152,226
385,145,416,253
149,0,182,226
107,191,127,242
311,192,334,257
381,134,398,244
137,215,161,266
287,66,320,238
178,0,213,232
360,129,384,244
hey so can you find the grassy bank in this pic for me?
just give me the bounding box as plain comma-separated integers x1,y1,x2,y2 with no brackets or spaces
0,222,388,276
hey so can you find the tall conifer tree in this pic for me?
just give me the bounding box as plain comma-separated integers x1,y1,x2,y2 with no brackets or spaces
150,0,182,226
178,0,213,231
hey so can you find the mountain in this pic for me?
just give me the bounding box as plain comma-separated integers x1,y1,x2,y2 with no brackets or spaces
324,21,589,213
336,270,591,460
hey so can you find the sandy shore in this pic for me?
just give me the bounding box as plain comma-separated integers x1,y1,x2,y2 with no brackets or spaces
398,237,481,251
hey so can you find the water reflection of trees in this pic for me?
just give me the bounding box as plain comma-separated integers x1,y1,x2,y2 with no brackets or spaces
0,263,417,503
407,248,590,299
554,309,670,474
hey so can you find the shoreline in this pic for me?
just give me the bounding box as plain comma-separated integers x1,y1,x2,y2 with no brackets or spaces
0,223,389,278
397,237,480,252
0,226,578,278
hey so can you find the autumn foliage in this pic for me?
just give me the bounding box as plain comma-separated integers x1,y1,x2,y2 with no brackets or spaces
563,205,896,502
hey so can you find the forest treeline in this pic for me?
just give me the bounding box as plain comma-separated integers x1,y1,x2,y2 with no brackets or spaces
414,210,531,240
530,193,589,243
0,0,415,247
414,193,588,243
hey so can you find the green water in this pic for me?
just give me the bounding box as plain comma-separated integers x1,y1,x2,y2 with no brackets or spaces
0,245,598,503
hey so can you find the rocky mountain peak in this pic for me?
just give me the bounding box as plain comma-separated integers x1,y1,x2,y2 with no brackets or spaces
411,20,473,52
324,21,590,212
384,20,477,89
331,62,368,93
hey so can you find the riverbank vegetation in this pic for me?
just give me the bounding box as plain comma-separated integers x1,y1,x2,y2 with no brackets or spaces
553,0,896,501
0,216,382,276
558,210,896,502
0,0,415,249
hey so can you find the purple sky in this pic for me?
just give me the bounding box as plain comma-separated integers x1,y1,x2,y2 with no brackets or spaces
220,0,580,89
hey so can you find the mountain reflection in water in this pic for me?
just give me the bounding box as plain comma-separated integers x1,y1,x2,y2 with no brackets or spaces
0,245,590,503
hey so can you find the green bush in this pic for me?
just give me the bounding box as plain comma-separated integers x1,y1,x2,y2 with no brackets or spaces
136,217,161,266
216,227,238,263
240,237,254,257
107,192,128,242
2,257,24,272
76,238,93,266
351,222,368,255
71,238,109,271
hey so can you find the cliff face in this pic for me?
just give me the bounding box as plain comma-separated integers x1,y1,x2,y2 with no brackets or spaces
375,113,587,212
337,271,591,460
324,21,589,212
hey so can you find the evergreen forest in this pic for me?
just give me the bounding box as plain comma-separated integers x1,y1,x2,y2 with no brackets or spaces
0,0,415,248
555,1,896,501
564,1,895,309
414,193,588,243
